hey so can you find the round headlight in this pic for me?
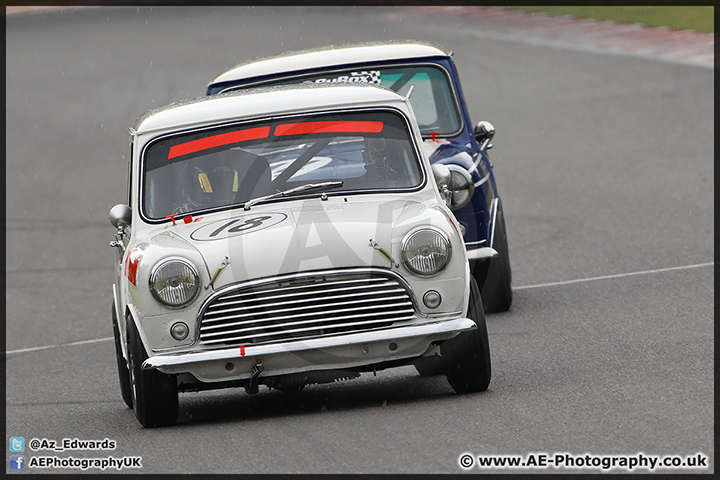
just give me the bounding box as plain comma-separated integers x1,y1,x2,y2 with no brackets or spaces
448,167,475,210
401,229,452,276
149,259,200,307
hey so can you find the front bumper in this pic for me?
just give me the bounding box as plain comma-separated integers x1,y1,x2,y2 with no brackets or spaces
142,317,476,382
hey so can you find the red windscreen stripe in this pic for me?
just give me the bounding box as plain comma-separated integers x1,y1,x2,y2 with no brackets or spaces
168,126,271,159
275,121,384,136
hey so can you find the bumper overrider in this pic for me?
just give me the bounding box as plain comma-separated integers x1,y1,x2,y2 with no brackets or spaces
143,317,476,382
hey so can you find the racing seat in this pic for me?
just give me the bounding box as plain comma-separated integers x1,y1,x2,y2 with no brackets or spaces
232,153,273,203
190,150,273,208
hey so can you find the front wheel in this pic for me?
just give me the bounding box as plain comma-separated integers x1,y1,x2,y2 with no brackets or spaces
479,199,512,313
112,303,133,409
413,355,445,377
127,318,178,427
442,277,491,393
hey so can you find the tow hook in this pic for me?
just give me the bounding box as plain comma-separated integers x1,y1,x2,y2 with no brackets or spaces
247,359,264,394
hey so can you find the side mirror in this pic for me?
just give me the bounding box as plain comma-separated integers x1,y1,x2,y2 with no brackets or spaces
474,121,495,151
432,163,451,187
431,164,452,207
109,204,132,229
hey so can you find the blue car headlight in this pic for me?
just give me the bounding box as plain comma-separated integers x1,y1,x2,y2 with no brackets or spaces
447,166,475,210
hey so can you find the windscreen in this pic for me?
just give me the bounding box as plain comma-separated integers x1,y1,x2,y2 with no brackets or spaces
230,65,462,136
142,110,423,220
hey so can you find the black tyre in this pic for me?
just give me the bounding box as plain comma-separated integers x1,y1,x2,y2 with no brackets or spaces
112,303,133,409
127,318,179,427
413,355,445,377
479,199,512,313
278,385,305,394
442,277,491,393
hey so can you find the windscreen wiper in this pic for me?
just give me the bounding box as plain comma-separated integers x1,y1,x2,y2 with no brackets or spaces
243,181,344,211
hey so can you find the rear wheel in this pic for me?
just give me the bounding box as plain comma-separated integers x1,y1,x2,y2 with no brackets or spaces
479,199,512,313
127,318,178,427
442,277,491,393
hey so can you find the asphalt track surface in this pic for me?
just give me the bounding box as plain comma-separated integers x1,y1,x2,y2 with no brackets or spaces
5,6,714,475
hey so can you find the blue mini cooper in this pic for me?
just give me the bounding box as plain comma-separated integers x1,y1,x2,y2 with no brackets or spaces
207,41,512,312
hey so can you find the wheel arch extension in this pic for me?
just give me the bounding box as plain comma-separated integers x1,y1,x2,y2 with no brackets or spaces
487,197,500,249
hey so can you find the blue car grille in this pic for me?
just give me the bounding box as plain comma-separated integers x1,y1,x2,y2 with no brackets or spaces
198,272,416,346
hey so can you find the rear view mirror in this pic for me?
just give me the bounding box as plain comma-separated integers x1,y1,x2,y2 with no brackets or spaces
109,204,132,229
432,163,451,188
474,121,495,151
431,164,452,207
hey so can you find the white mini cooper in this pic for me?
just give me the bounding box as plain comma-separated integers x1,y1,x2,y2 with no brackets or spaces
109,83,492,427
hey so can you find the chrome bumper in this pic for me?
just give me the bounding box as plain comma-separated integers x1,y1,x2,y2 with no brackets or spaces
142,318,476,382
466,247,498,261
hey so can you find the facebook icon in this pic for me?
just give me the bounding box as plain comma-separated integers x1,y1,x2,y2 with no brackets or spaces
9,455,25,470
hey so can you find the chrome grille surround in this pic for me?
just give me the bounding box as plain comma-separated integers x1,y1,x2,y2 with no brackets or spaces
197,268,418,347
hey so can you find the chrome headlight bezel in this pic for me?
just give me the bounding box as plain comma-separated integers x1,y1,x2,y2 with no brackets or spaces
401,228,452,277
149,258,201,308
446,165,475,210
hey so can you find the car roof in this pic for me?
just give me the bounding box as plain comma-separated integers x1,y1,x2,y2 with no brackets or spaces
132,83,410,135
210,40,451,87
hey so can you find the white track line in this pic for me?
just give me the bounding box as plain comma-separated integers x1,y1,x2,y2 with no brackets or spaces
513,261,714,290
6,337,113,356
6,262,713,356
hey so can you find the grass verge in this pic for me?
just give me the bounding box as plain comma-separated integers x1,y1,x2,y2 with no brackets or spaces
511,6,714,34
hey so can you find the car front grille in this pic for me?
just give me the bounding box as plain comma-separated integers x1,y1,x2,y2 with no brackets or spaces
198,271,416,346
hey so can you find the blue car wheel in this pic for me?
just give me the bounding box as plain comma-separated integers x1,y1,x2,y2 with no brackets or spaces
479,199,512,313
